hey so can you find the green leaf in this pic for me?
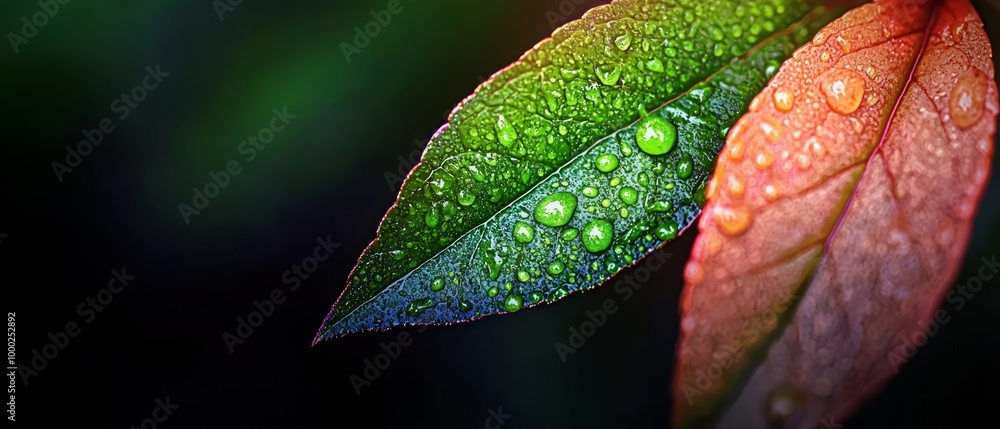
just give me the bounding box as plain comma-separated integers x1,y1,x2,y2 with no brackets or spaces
315,0,834,342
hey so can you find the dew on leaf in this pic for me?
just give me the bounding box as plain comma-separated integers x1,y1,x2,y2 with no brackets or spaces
504,294,524,312
773,88,795,112
950,68,988,129
534,192,578,227
821,68,866,115
596,153,620,172
714,206,752,236
655,221,680,240
561,228,580,241
547,260,566,275
582,219,614,253
636,116,678,155
619,187,639,205
431,278,445,292
513,221,535,243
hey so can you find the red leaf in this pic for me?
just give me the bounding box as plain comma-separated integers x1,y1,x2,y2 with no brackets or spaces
673,0,998,427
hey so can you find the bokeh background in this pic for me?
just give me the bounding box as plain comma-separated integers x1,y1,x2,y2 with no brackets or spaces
2,0,999,427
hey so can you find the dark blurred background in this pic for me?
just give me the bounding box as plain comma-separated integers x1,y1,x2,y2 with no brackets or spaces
1,0,999,427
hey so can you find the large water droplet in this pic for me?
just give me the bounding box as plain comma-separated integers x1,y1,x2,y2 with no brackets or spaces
596,154,620,173
458,190,476,206
714,206,752,235
534,192,578,227
950,68,988,129
513,221,535,243
496,114,518,146
424,206,440,227
636,116,677,155
431,278,445,292
773,88,795,112
595,64,622,86
655,221,679,241
619,187,638,205
547,260,565,275
582,186,599,198
614,32,632,50
677,155,694,179
504,294,524,312
821,68,866,115
581,220,614,253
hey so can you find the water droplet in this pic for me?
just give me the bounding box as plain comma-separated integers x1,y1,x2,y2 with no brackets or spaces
636,116,677,155
646,57,665,73
496,114,518,146
458,190,476,206
821,68,866,115
547,261,565,275
637,172,650,187
534,192,578,227
431,278,445,292
794,153,811,169
487,286,499,298
561,228,579,241
755,151,774,169
647,200,672,212
582,186,599,198
458,299,473,312
773,88,795,112
619,187,638,205
725,140,744,161
760,117,783,142
836,35,852,53
596,154,620,173
504,294,524,312
513,221,535,243
529,290,544,303
812,30,829,45
726,175,745,198
764,184,780,201
405,298,435,317
549,287,569,301
614,32,632,50
949,68,988,129
820,51,831,62
424,207,440,227
677,155,694,179
595,64,622,86
582,219,614,253
655,221,679,241
714,206,752,235
517,270,530,282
